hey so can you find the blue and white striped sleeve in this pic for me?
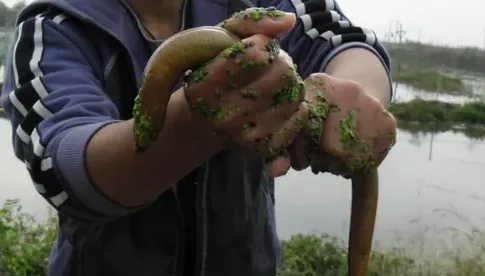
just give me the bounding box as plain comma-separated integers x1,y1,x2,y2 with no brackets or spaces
259,0,393,99
0,10,134,223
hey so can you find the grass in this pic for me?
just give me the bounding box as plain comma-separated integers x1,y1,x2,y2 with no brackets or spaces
392,68,472,95
1,199,485,275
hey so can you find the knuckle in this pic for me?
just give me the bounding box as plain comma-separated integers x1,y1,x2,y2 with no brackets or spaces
379,111,397,133
345,79,364,91
306,73,322,82
244,34,272,48
305,73,328,86
244,48,269,64
386,116,398,132
277,49,293,65
273,79,305,106
230,36,279,67
342,80,362,99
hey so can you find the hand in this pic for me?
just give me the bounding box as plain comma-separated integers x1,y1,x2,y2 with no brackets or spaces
288,73,397,178
184,8,307,176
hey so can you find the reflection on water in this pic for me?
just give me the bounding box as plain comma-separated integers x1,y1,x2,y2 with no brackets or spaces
1,118,485,247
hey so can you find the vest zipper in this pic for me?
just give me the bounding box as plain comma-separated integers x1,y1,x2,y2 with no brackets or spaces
198,162,210,276
172,184,186,276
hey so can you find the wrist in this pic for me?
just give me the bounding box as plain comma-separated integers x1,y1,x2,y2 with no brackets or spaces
323,48,391,108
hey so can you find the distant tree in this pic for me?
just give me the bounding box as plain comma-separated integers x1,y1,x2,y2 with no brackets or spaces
0,0,26,27
11,0,26,13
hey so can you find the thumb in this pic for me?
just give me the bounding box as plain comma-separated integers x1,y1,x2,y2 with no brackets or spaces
219,7,296,38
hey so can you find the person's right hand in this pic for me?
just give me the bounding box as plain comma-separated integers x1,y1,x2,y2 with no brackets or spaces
184,8,308,177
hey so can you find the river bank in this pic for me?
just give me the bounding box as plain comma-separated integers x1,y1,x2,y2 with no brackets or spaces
389,99,485,130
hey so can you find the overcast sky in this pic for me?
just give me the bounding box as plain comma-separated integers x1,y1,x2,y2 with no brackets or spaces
3,0,485,47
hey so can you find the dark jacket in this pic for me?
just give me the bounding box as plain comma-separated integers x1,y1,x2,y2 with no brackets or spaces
0,0,391,275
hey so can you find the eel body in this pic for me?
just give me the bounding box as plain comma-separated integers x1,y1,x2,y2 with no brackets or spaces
133,25,379,276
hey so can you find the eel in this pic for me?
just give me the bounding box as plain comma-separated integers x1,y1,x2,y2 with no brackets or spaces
132,17,378,276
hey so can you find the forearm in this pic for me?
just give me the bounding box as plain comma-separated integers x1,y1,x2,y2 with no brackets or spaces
323,48,392,108
87,89,221,207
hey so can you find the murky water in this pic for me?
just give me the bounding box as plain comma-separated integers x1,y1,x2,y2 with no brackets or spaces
277,130,485,248
1,84,484,248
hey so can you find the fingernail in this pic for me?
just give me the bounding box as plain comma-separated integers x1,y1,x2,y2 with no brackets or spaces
272,12,295,21
311,167,319,175
266,156,291,177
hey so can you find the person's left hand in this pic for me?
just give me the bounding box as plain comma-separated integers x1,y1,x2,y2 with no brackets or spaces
285,73,397,178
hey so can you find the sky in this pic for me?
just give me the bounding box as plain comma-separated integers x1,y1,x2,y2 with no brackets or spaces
2,0,485,47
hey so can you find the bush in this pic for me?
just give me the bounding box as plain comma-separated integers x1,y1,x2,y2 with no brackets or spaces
1,199,485,275
389,99,485,126
278,233,416,276
278,233,485,276
0,199,56,276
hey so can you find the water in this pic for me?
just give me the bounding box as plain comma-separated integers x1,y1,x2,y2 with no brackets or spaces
1,84,484,249
276,130,485,248
0,119,48,218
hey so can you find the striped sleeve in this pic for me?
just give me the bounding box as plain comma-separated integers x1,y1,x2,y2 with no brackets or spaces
0,11,133,223
260,0,393,99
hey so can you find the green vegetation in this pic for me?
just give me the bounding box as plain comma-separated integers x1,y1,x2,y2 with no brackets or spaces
390,99,485,129
278,233,485,275
0,199,56,276
2,199,485,275
0,1,25,26
393,68,472,95
384,41,485,75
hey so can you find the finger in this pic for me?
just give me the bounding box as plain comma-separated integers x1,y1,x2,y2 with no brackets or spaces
287,134,310,171
236,98,305,152
220,8,296,38
186,34,278,95
219,51,302,126
334,161,351,177
311,154,335,174
268,102,309,151
185,35,280,118
374,110,398,165
266,155,292,177
218,56,303,133
345,98,392,169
